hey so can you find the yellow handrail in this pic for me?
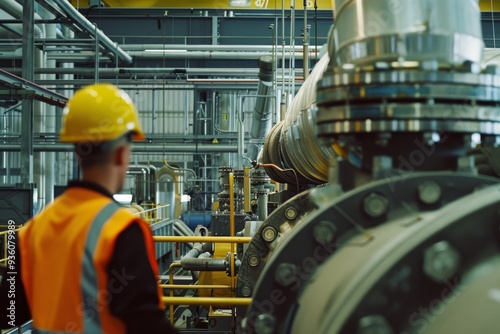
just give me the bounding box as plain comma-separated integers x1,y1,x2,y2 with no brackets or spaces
0,226,22,266
153,236,251,243
160,284,231,290
161,297,252,306
156,215,253,325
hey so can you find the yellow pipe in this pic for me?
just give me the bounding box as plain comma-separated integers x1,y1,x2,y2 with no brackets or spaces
161,297,252,306
244,166,251,213
160,284,231,290
229,172,236,296
168,262,182,325
153,236,251,243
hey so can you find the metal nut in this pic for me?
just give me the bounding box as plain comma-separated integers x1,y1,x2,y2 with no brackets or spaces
241,286,252,297
362,193,389,218
313,221,336,245
254,313,276,334
418,181,442,205
285,207,298,220
274,263,298,288
248,254,260,267
423,240,461,282
261,226,278,242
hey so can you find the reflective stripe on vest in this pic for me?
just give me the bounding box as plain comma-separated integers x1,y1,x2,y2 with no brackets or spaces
81,201,120,334
33,330,78,334
33,201,121,334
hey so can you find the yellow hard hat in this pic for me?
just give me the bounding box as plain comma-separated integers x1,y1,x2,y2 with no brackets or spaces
60,83,146,143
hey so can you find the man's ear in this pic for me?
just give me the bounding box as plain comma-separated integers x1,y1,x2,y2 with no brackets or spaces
114,144,128,167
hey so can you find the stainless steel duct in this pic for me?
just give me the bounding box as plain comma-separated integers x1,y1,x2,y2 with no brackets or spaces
262,52,336,185
50,0,133,64
247,55,274,162
332,0,483,66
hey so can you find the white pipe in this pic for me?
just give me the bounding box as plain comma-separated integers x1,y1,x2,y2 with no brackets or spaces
120,44,319,52
0,0,44,38
50,0,133,64
127,50,313,60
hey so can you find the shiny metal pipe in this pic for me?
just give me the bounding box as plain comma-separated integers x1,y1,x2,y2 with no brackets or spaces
332,0,483,66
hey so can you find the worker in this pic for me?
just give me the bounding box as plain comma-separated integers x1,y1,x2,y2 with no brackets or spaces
0,84,178,333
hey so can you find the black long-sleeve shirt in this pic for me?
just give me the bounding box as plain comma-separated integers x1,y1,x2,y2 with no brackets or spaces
0,181,177,333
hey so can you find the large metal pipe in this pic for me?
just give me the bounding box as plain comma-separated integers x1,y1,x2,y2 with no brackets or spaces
50,0,133,64
247,55,274,162
332,0,483,66
262,52,336,185
0,143,240,153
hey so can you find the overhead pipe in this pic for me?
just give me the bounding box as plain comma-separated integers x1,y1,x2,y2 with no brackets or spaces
0,143,240,153
50,0,133,64
0,0,44,39
247,55,274,162
2,67,259,76
127,50,314,60
120,44,319,52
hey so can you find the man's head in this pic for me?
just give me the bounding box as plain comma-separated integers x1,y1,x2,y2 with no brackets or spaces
60,84,145,192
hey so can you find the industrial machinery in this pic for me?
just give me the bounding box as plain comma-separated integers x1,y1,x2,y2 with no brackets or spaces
233,0,500,333
111,0,500,332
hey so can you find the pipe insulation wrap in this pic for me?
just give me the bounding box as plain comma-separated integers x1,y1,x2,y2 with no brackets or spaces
262,52,336,185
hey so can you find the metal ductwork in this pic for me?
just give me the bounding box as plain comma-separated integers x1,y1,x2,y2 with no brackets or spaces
247,55,274,162
262,52,336,186
50,0,133,64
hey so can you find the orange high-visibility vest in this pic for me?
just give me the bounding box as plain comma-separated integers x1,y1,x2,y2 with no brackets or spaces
18,187,163,333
